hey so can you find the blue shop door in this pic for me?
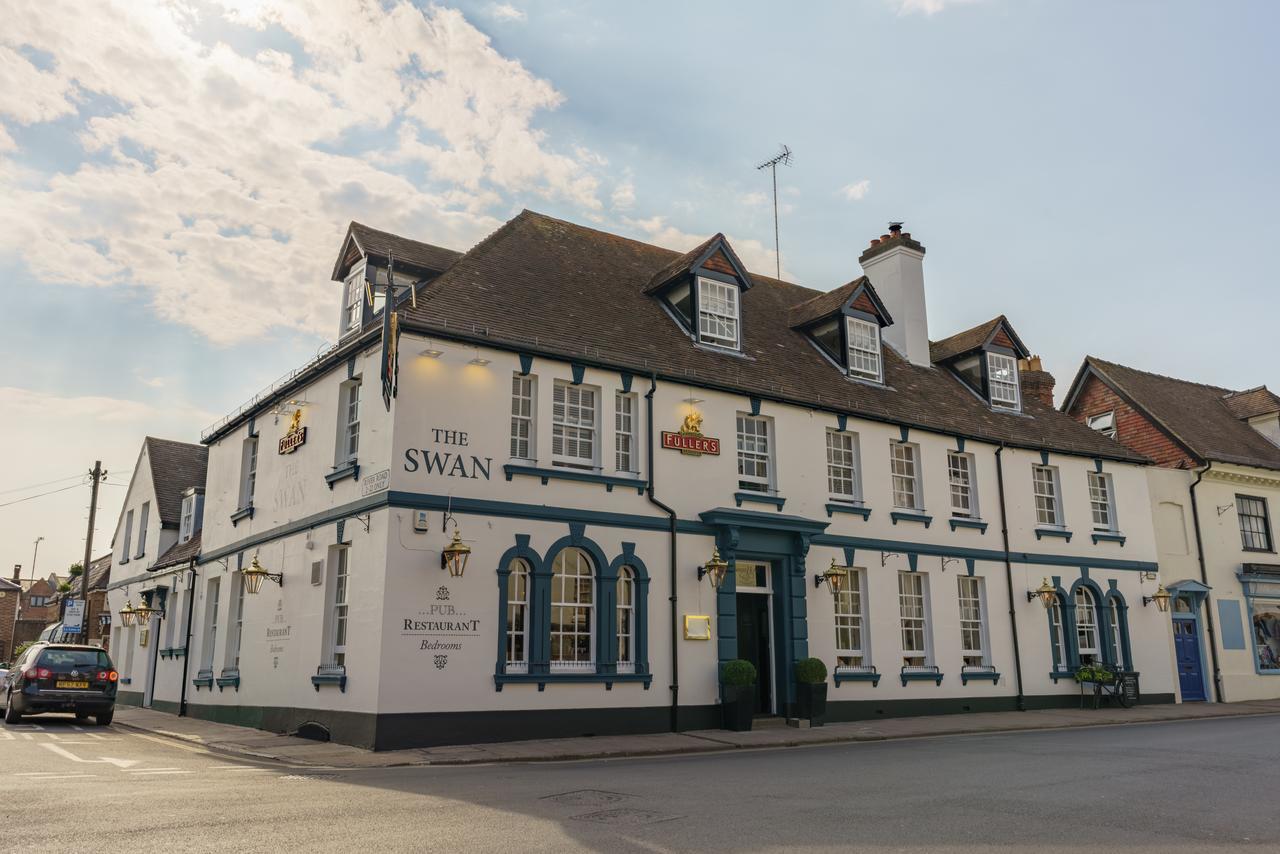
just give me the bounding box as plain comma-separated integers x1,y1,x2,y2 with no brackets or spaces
1174,620,1206,701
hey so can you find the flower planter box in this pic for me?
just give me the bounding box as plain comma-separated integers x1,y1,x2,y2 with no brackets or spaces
795,682,828,725
722,684,755,732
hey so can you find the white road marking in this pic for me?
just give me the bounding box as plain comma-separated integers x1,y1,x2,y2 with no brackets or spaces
16,772,94,777
211,765,269,771
0,730,12,741
39,743,141,768
43,732,61,741
11,774,98,780
71,725,84,732
126,770,191,776
86,733,110,741
127,767,179,772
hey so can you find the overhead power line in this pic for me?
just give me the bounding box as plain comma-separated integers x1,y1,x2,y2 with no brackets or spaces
0,482,86,509
0,473,88,495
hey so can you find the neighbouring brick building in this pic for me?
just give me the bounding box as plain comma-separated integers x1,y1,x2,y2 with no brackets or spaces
14,573,68,650
1065,357,1280,703
0,575,19,664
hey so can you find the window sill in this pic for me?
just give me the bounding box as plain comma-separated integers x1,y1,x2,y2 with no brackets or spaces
192,669,214,691
1242,547,1277,555
734,492,785,511
890,511,933,529
1091,531,1127,546
826,502,871,520
493,671,653,692
900,666,943,687
960,665,1000,685
833,666,880,687
1035,527,1073,542
119,557,129,565
312,664,347,692
1049,669,1073,683
134,552,145,560
217,668,240,692
949,517,988,533
503,464,648,495
230,505,254,525
159,646,187,660
325,460,360,489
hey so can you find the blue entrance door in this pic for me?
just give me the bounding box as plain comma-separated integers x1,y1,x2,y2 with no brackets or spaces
1173,620,1205,701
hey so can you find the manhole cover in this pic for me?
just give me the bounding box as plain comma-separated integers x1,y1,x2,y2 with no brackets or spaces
572,808,681,827
278,774,339,781
543,789,629,807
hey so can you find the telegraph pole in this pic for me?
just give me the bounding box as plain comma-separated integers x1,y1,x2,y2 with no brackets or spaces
80,462,105,606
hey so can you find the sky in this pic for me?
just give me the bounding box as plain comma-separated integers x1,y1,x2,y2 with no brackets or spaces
1,0,1277,581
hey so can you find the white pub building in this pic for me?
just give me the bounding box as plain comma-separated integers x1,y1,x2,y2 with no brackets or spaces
107,215,1177,749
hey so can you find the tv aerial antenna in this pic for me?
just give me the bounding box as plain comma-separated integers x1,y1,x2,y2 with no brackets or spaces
756,144,793,279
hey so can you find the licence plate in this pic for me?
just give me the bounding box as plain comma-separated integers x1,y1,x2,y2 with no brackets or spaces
56,681,90,689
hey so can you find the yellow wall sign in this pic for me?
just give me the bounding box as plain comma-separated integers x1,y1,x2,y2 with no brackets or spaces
278,408,307,455
683,615,712,640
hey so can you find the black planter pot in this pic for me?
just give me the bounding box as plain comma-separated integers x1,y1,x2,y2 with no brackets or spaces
722,684,755,731
795,682,828,725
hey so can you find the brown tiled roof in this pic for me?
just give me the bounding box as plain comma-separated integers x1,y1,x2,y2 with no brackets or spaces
86,553,111,592
396,210,1143,461
145,437,208,526
152,533,201,571
644,233,722,294
929,315,1030,365
1222,386,1280,421
0,577,18,592
1083,358,1280,470
333,221,464,280
787,277,890,329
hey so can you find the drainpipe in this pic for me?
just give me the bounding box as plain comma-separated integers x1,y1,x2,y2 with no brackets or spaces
994,444,1027,711
178,562,198,717
1188,462,1224,703
644,376,680,732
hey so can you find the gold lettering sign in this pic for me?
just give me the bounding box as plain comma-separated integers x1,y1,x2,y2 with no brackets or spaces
278,408,308,455
661,411,721,456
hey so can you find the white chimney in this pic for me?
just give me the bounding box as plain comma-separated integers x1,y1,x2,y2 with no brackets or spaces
859,223,929,366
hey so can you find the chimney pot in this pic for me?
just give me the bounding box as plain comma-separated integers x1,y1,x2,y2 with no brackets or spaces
881,234,891,241
1018,356,1056,408
11,564,19,583
869,238,880,247
888,222,903,236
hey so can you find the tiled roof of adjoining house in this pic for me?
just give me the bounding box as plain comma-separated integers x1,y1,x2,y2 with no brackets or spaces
86,553,111,592
152,533,201,572
1082,358,1280,470
0,577,18,592
335,222,463,280
396,210,1144,462
1222,386,1280,421
929,315,1030,365
145,438,208,526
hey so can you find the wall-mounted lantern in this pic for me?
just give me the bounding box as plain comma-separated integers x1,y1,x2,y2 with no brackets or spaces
441,530,472,577
1143,583,1172,612
697,548,729,589
118,601,136,627
131,599,159,625
1027,577,1057,609
241,554,284,594
814,559,849,595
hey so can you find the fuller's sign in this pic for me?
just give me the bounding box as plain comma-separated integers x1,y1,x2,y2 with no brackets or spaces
278,409,307,454
661,411,720,456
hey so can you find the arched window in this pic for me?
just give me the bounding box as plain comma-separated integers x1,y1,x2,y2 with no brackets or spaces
550,548,594,671
1075,587,1100,664
1108,598,1126,670
505,558,530,674
617,567,635,674
1049,596,1068,673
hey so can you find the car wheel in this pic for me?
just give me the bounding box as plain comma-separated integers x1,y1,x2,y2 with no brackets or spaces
95,707,114,727
3,692,20,725
75,708,91,721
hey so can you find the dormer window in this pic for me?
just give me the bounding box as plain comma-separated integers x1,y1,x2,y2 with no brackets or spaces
697,277,740,350
343,264,366,335
987,352,1020,409
644,233,754,353
847,317,882,382
931,315,1030,414
788,277,893,385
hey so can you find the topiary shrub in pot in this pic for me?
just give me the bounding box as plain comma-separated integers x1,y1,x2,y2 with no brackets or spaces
794,657,829,725
721,659,758,732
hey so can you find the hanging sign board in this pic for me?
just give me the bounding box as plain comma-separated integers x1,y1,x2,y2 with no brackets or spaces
63,599,85,634
278,409,307,454
661,412,720,456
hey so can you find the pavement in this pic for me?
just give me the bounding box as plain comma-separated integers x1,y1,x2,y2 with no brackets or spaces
109,696,1280,768
5,712,1280,852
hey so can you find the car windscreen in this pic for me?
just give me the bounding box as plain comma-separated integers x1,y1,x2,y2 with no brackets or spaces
37,649,111,670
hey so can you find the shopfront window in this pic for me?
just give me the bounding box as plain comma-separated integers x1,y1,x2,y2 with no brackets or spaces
550,548,594,671
1252,606,1280,672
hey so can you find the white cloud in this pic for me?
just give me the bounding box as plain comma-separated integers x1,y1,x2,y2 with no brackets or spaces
488,3,526,22
841,179,871,201
738,191,768,208
0,1,607,345
890,0,983,15
623,215,793,282
611,177,636,211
